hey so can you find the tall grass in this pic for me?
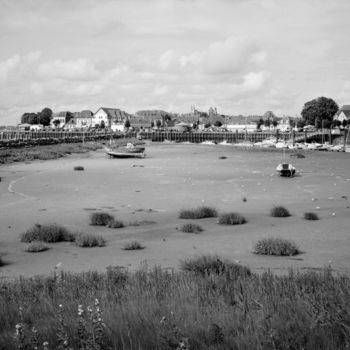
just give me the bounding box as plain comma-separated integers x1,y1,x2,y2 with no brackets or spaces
179,206,218,219
253,237,300,256
0,262,349,349
89,212,114,226
20,224,75,243
218,212,247,225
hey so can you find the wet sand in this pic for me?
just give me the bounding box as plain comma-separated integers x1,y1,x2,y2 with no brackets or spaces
0,142,349,278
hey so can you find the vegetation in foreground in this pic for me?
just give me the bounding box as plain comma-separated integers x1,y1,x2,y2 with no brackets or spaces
270,205,291,218
73,165,84,171
0,142,102,165
218,212,247,225
20,224,75,243
253,237,300,256
179,206,218,219
24,242,50,253
75,233,106,247
123,241,145,250
90,212,114,226
181,223,203,234
304,212,320,220
0,259,349,349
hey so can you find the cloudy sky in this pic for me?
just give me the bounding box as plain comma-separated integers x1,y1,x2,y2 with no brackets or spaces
1,0,350,124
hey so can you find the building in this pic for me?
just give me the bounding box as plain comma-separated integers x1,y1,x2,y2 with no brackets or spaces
51,111,72,128
334,105,350,123
75,110,93,129
92,107,132,128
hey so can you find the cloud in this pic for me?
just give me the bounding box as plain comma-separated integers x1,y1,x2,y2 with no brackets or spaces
37,59,99,80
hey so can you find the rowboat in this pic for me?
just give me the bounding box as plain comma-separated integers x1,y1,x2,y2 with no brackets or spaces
276,163,296,177
105,142,146,158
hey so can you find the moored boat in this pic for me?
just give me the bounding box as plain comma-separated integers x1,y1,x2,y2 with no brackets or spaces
276,163,296,177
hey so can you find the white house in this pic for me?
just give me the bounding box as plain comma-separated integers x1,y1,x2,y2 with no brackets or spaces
51,111,71,128
92,107,133,128
334,105,350,123
75,110,93,129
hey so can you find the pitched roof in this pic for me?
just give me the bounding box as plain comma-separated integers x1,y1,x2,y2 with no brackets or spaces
98,107,133,120
340,105,350,111
78,110,93,118
339,110,350,118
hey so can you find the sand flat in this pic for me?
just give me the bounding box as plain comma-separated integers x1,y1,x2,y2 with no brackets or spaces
0,142,349,278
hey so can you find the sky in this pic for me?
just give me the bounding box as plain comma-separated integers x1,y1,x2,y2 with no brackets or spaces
1,0,350,125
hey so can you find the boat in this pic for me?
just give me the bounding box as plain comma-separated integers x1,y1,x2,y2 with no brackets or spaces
276,163,296,177
105,142,146,158
276,148,296,177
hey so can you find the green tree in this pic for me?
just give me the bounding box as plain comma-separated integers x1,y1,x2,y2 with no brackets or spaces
272,120,278,129
156,119,162,128
124,119,131,128
38,108,53,126
21,113,38,124
297,119,305,129
301,97,338,128
53,119,61,128
214,120,222,127
264,119,271,127
256,118,264,130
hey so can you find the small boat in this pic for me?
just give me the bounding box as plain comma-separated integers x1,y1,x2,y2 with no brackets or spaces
276,163,296,177
105,142,146,158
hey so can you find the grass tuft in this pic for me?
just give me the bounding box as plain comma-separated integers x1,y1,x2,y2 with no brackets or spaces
24,242,50,253
181,223,203,234
73,166,84,171
179,206,218,219
123,241,145,250
270,206,291,218
107,219,124,229
128,220,156,226
253,237,300,256
304,212,319,220
75,233,106,247
218,212,246,225
20,224,75,243
180,255,251,278
90,212,114,226
0,256,3,266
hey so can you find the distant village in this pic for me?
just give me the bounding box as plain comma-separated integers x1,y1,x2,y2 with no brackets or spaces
7,104,350,133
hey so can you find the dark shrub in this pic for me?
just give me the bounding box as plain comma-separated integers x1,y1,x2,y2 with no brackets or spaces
73,166,84,171
179,206,218,219
107,219,124,228
90,212,114,226
180,255,251,278
304,212,319,220
253,237,300,256
208,323,224,345
242,197,247,202
21,224,75,243
218,212,246,225
181,223,203,233
0,256,3,266
75,233,105,247
123,241,145,250
128,220,156,226
270,206,291,218
24,242,50,253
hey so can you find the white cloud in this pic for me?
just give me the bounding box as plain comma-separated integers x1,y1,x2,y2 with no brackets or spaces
37,59,99,80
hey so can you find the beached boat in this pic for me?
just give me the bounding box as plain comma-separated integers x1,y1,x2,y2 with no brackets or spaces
105,142,146,158
276,163,296,177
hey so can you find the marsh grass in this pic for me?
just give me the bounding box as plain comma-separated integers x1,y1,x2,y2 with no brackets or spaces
179,206,218,219
20,224,75,243
253,237,300,256
0,263,349,349
90,212,114,226
270,205,291,217
73,166,84,171
128,220,156,226
181,255,251,278
181,223,203,233
24,242,50,253
304,212,319,220
218,212,247,225
106,219,124,229
75,233,105,247
123,241,145,250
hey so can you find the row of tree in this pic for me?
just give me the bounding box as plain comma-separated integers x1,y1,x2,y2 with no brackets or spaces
21,108,53,126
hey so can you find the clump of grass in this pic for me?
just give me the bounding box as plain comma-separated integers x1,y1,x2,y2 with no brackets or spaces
123,241,145,250
253,237,300,256
242,197,247,202
218,156,227,159
179,206,218,219
90,212,114,226
128,220,156,226
24,242,50,253
270,206,291,218
75,233,106,247
73,166,84,171
21,224,75,243
304,212,319,220
181,223,203,233
107,219,124,228
218,212,246,225
181,255,251,278
0,256,3,266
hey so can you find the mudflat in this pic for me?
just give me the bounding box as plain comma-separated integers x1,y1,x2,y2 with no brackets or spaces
0,142,349,278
